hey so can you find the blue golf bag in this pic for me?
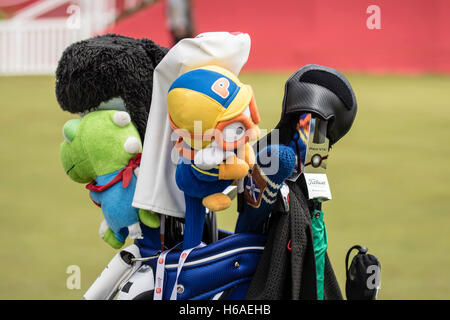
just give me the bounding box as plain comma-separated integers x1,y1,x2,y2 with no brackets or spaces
85,64,381,301
134,231,266,300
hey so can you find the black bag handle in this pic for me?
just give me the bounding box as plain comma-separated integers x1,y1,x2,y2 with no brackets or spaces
345,245,368,278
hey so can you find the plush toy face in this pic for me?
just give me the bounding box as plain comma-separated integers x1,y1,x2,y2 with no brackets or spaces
60,110,142,183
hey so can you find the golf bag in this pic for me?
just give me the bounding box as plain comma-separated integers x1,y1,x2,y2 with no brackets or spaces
85,64,380,300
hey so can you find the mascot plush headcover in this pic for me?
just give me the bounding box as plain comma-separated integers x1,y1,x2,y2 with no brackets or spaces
60,110,160,249
167,65,260,249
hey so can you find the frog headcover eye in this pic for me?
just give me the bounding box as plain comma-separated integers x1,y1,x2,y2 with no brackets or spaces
112,111,131,127
62,118,81,144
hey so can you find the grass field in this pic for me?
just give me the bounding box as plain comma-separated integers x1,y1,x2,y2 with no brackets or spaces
0,72,449,299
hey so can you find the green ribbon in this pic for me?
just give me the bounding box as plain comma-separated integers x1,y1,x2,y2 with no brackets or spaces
311,200,328,300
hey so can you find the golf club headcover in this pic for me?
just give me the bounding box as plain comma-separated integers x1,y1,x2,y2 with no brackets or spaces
169,65,262,249
280,64,357,146
60,110,161,250
235,145,296,234
55,34,168,140
345,245,381,300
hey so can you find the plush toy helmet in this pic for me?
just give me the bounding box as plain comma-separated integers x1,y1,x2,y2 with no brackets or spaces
167,65,260,153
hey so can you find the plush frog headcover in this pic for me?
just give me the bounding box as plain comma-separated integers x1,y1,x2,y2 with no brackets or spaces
60,110,160,249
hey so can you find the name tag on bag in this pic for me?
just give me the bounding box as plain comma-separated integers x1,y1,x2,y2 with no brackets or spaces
303,117,332,201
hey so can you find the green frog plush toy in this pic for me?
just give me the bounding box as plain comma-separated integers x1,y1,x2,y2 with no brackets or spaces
60,110,160,249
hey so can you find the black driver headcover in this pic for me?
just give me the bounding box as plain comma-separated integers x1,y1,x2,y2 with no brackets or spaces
278,64,357,146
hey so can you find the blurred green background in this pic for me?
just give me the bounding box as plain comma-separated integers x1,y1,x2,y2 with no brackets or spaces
0,72,449,299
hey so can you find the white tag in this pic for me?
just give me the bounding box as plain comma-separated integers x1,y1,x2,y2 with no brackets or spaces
302,117,332,201
304,173,332,200
153,242,204,300
153,243,181,300
153,250,169,300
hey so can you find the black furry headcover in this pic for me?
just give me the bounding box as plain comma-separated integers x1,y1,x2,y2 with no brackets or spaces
55,33,168,140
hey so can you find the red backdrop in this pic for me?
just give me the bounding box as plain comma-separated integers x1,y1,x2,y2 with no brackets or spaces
106,0,450,73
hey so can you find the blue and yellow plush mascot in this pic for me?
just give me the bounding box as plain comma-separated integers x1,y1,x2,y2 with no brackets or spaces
167,65,260,249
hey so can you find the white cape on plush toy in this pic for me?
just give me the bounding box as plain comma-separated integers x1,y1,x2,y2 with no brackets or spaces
133,32,251,218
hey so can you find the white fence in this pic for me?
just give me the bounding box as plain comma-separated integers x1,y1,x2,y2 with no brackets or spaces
0,0,117,75
0,19,87,74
